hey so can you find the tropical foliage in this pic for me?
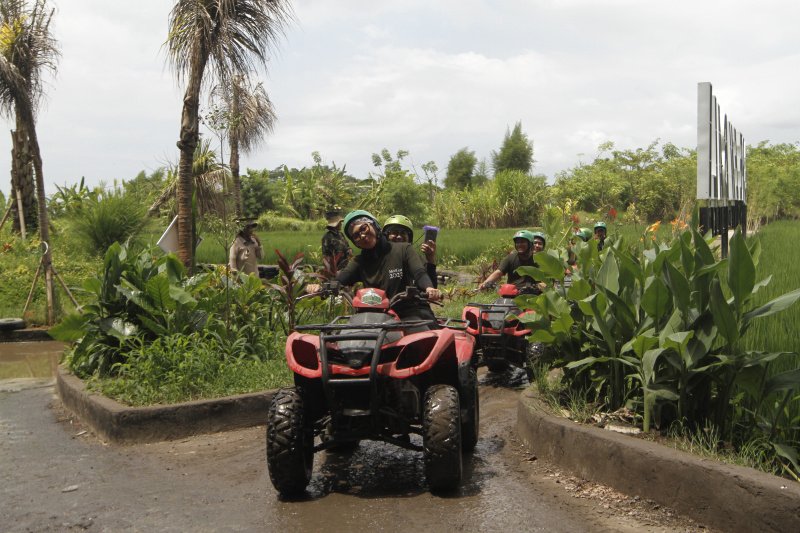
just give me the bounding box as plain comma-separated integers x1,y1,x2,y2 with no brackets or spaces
516,213,800,478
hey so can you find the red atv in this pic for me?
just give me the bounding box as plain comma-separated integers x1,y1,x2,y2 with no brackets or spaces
462,283,543,379
266,282,478,496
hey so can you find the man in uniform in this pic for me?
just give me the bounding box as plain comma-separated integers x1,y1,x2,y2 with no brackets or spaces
229,219,263,275
321,209,352,272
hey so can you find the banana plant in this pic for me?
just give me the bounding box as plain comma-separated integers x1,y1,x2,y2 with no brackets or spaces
516,215,800,447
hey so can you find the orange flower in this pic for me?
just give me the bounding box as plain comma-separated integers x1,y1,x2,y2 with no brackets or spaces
646,221,661,233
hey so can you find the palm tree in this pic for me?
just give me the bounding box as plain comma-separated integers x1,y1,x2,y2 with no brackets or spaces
148,138,229,217
0,0,59,323
210,74,276,217
165,0,292,269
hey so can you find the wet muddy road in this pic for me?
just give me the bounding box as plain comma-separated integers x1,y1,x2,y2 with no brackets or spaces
2,366,705,532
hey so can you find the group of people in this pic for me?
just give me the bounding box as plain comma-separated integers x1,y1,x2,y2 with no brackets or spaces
230,208,609,323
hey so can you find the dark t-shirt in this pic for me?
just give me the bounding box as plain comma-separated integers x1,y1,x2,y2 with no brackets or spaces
336,238,435,320
498,251,539,288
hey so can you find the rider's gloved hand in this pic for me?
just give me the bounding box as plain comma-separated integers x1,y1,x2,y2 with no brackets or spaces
425,287,442,302
305,283,321,294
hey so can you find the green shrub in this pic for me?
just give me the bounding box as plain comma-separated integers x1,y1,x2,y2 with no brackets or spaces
517,215,800,478
67,189,148,254
96,331,291,405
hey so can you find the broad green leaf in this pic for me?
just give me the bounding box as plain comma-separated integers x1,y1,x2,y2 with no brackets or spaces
48,313,89,342
728,228,755,311
567,278,592,300
82,277,102,295
145,276,172,311
169,285,197,306
516,266,548,283
658,308,684,345
622,334,659,359
751,275,773,296
642,347,667,383
597,286,636,335
529,329,556,343
644,383,680,401
596,253,620,295
590,295,616,354
161,254,186,283
99,317,138,340
137,314,168,336
693,228,716,267
710,278,739,346
748,237,762,268
534,251,567,281
763,369,800,395
773,443,800,474
679,231,694,277
664,261,690,315
742,288,800,323
642,276,670,319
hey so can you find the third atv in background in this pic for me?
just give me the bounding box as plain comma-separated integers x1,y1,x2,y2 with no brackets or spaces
462,283,543,380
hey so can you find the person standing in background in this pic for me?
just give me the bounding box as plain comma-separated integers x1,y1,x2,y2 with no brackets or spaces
229,219,263,275
321,209,352,272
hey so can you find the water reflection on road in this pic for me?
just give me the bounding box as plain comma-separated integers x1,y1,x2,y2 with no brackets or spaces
0,340,64,380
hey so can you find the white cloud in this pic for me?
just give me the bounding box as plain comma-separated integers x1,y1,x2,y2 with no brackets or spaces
1,0,799,198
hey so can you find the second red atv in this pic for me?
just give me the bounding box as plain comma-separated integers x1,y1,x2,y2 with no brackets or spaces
266,282,478,496
462,283,543,379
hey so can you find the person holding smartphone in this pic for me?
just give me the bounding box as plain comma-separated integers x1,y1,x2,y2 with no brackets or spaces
306,210,441,323
383,214,438,288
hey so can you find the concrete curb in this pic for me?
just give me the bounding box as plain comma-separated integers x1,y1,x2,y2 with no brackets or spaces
0,328,53,343
516,388,800,533
56,366,275,444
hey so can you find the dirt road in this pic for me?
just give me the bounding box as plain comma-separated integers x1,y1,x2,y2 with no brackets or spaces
1,368,709,532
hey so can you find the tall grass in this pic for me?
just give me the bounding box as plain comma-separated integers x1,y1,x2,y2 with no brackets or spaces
742,221,800,359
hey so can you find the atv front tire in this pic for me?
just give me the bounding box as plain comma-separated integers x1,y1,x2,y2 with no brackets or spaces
266,388,313,496
423,385,463,491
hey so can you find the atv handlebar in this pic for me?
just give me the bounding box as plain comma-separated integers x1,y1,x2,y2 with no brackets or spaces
389,286,443,307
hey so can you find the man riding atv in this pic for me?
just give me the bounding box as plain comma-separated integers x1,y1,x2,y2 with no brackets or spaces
478,230,547,294
306,210,441,323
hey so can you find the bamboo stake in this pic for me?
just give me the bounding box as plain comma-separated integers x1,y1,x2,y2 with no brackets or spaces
0,204,11,232
52,265,79,308
22,258,43,316
15,185,27,241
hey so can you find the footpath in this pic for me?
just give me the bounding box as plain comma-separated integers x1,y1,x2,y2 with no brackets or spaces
49,357,800,533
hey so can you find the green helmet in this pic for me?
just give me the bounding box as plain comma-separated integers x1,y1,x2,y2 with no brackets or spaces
594,221,607,230
575,228,592,242
383,214,414,241
513,230,535,245
531,231,547,247
343,209,380,241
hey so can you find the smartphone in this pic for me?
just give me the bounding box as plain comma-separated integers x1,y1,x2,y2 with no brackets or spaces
423,225,439,242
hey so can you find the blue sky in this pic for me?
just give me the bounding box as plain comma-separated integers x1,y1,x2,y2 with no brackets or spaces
2,0,799,198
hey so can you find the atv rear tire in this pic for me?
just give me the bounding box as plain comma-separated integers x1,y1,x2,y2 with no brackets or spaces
461,368,479,452
266,388,313,496
423,385,463,491
485,359,509,373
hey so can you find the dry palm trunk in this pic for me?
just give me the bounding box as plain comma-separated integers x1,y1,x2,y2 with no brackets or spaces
9,128,38,234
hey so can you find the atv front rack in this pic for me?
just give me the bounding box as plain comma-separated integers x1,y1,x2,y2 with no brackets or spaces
297,317,437,445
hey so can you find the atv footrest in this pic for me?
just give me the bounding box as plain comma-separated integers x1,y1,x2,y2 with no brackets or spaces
342,408,370,417
328,377,370,386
